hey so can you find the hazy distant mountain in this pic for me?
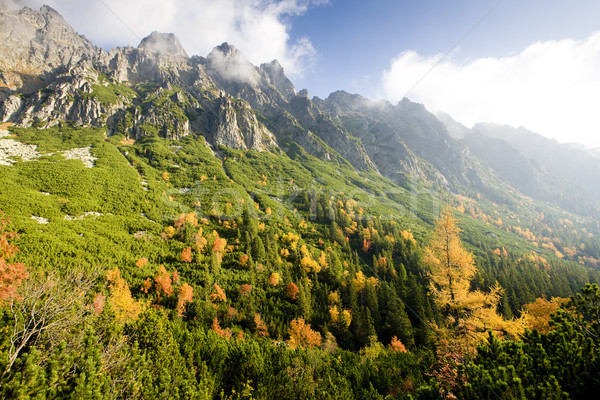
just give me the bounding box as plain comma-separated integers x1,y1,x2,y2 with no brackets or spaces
466,123,600,214
588,148,600,160
436,112,471,139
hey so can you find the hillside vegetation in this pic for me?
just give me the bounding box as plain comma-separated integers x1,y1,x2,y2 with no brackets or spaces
2,4,600,399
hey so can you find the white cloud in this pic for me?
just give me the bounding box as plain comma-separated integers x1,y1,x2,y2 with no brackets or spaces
15,0,324,77
206,45,261,85
381,32,600,148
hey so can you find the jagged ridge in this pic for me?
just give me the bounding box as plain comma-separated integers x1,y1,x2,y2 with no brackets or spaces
2,4,600,216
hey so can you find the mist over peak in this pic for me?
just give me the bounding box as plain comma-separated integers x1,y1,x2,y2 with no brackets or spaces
206,42,260,85
138,31,188,58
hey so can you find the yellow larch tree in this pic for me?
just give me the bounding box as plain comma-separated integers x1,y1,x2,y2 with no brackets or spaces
522,296,567,333
106,267,143,325
425,208,524,350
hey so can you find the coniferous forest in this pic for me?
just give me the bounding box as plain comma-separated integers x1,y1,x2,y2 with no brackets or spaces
1,127,600,399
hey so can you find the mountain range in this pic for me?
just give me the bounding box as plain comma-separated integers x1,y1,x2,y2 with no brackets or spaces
2,5,599,221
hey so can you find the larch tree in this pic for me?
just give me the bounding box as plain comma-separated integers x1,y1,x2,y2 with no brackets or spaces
425,208,524,350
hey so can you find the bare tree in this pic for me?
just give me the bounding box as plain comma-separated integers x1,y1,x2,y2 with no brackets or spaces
4,268,97,375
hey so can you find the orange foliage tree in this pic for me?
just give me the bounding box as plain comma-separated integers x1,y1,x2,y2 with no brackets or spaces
135,257,149,268
238,253,249,268
212,235,227,263
288,318,322,349
389,336,407,353
176,283,194,316
180,247,193,263
239,284,253,297
212,317,232,339
154,265,174,301
0,215,28,306
93,293,106,315
210,283,227,303
286,282,299,300
254,313,269,337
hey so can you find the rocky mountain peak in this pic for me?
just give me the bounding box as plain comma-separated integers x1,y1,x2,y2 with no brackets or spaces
138,31,188,58
27,4,62,19
437,112,471,139
0,4,103,92
213,42,239,58
397,97,426,112
297,89,309,99
260,60,296,101
260,59,283,73
325,90,369,110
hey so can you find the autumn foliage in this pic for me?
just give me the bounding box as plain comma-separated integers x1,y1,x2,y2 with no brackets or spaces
388,336,407,353
92,293,106,315
239,284,253,297
522,297,567,333
212,235,227,262
267,272,280,286
288,318,322,349
176,283,194,316
154,265,174,300
210,283,227,303
254,313,269,337
329,305,352,329
352,271,378,293
106,267,142,325
135,257,149,268
0,214,28,305
180,247,193,263
212,317,232,339
285,282,299,300
425,208,525,350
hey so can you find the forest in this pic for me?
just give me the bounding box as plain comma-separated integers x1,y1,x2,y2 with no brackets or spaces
1,126,600,399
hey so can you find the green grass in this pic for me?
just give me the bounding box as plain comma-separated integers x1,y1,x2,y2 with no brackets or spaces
82,81,136,105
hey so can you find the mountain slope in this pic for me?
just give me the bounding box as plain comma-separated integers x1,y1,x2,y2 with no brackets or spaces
467,123,600,215
3,5,600,399
317,90,491,193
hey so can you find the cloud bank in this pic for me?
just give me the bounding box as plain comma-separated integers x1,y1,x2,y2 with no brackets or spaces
16,0,324,77
382,32,600,148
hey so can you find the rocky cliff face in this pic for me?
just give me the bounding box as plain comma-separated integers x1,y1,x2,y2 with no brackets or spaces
0,5,377,169
2,60,130,128
0,5,104,93
0,5,279,150
260,60,296,102
286,91,375,170
198,43,376,170
318,91,486,190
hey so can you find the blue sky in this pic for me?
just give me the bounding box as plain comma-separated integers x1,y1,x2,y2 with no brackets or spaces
13,0,600,147
289,0,600,98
